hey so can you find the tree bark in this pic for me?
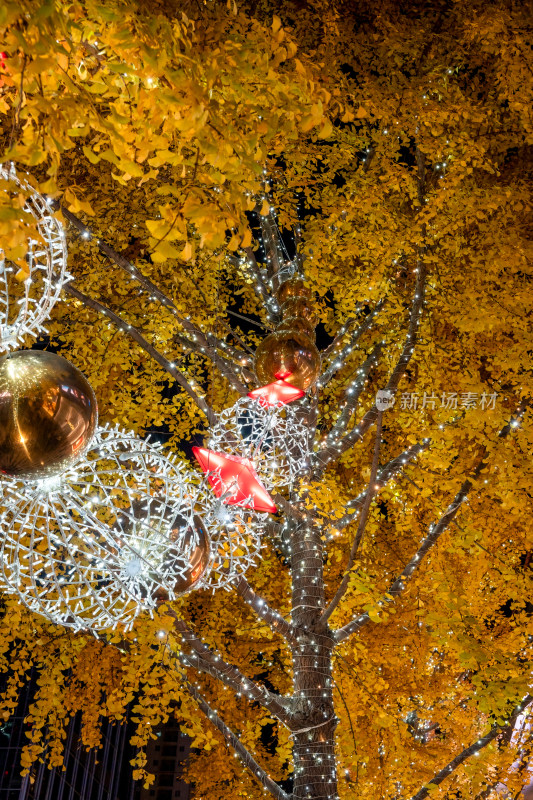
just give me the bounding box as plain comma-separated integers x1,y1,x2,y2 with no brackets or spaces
290,517,338,800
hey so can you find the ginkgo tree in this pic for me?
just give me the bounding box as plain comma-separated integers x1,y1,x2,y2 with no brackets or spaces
0,1,532,799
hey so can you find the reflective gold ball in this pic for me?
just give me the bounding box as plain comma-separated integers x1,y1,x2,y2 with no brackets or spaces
277,277,310,304
280,297,318,326
255,329,321,391
0,350,98,480
155,517,210,601
277,316,316,338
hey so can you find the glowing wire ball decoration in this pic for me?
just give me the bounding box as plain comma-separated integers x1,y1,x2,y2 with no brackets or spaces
200,498,266,592
206,396,312,494
0,165,69,354
0,426,209,631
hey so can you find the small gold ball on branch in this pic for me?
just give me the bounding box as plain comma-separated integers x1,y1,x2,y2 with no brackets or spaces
277,316,316,339
280,297,318,326
0,350,97,480
277,277,310,304
255,329,321,390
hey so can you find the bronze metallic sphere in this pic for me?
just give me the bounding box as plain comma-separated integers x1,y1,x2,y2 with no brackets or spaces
155,517,210,601
255,329,321,391
0,350,98,480
280,297,318,326
277,277,310,304
277,316,316,339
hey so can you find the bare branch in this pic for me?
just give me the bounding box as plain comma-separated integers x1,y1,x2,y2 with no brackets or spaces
320,412,383,626
336,438,430,530
334,404,528,643
61,206,251,392
169,612,293,726
183,678,290,800
319,300,385,386
64,282,217,425
409,696,533,800
232,575,301,646
240,247,279,325
316,264,426,468
315,344,382,464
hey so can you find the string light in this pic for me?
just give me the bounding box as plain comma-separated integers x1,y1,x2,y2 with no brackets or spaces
0,165,70,353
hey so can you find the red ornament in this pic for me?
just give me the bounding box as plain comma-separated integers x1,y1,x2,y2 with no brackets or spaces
192,447,277,514
247,371,305,408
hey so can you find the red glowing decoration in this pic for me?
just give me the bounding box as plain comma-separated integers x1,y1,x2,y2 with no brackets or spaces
247,371,305,408
192,447,277,514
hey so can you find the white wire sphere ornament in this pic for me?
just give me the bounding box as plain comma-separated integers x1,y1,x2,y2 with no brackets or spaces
206,396,311,493
0,165,70,353
0,426,210,631
200,498,266,591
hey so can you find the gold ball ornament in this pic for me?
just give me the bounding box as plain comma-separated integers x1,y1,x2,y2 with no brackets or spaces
155,516,211,601
280,297,319,326
255,328,321,391
277,277,310,304
277,316,316,338
0,350,97,480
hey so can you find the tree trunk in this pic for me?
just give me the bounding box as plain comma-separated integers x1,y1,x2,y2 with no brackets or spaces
290,517,338,800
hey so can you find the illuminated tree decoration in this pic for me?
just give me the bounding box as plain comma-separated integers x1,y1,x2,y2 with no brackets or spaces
0,165,69,353
205,396,312,493
192,446,277,513
247,371,305,407
201,500,265,591
0,349,98,480
0,426,207,631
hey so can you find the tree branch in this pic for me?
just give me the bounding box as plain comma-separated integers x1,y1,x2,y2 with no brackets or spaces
409,696,533,800
182,678,290,800
169,612,293,726
100,628,288,800
320,412,383,626
257,208,283,283
61,206,251,393
334,405,528,643
334,469,475,643
273,493,315,526
172,331,251,395
239,248,279,325
315,264,426,469
335,438,430,530
232,575,301,646
315,344,382,463
319,300,385,387
63,282,217,425
322,318,357,359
